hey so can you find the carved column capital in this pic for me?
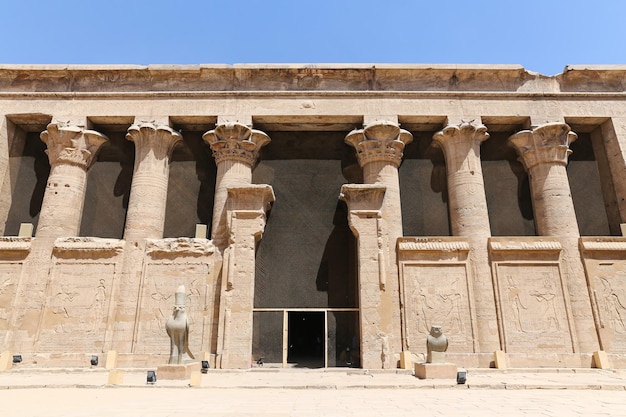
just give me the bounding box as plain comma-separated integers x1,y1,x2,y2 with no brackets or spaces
126,122,182,161
433,121,489,151
40,121,108,170
203,122,270,166
509,122,577,170
345,122,413,168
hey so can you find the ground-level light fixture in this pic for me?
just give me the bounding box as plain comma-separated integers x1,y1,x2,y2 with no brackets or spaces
12,355,22,364
201,360,209,374
90,355,98,366
147,370,157,384
457,370,467,384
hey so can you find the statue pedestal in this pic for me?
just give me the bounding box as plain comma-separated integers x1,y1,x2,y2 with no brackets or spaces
156,362,201,380
414,362,457,379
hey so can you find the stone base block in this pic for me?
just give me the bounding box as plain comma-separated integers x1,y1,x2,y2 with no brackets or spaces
105,350,118,369
156,363,201,380
0,351,12,371
400,351,413,370
414,362,457,380
494,350,507,369
427,351,446,364
189,370,202,387
593,351,611,369
107,369,124,385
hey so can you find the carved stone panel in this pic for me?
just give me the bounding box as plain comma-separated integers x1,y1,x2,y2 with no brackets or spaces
37,263,115,352
401,263,474,353
134,262,211,356
495,264,574,353
580,238,626,353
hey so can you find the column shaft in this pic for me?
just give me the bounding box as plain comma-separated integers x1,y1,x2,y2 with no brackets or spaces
213,160,253,243
36,121,107,238
345,121,412,367
203,122,269,250
509,122,599,352
433,122,498,351
124,122,181,240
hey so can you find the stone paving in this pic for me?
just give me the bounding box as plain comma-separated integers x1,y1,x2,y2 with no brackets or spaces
1,367,626,416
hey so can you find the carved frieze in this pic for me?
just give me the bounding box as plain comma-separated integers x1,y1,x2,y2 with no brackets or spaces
0,237,32,252
145,238,215,258
53,237,124,257
489,238,562,253
398,237,470,253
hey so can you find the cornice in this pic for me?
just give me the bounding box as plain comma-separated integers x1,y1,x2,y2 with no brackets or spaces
0,64,624,95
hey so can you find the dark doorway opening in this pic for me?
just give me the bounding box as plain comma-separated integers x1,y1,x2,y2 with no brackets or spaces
287,311,324,368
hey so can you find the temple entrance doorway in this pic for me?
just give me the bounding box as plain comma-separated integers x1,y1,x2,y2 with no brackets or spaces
287,311,324,368
252,308,360,368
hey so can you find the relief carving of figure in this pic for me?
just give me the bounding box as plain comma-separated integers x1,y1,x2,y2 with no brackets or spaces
413,286,432,334
599,277,626,334
165,285,195,364
150,280,172,334
531,275,560,332
506,275,527,332
439,290,463,333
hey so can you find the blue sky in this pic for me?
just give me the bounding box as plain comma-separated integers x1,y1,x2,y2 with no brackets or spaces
1,0,624,75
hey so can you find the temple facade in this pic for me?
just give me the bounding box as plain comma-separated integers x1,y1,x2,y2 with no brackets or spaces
0,64,625,369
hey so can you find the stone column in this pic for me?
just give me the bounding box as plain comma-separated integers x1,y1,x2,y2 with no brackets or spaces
203,122,270,250
217,184,274,369
433,121,499,351
509,122,599,352
345,121,412,368
37,121,108,238
340,184,388,368
123,121,182,240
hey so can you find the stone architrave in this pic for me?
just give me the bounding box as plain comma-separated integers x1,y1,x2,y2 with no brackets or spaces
345,121,412,367
203,123,270,250
37,121,108,238
433,121,499,352
340,184,391,369
217,184,274,369
123,121,182,240
509,123,599,352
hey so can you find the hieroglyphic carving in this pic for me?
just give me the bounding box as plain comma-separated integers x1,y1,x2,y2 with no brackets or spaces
0,264,19,333
134,263,210,356
496,264,573,353
37,263,115,351
401,263,473,352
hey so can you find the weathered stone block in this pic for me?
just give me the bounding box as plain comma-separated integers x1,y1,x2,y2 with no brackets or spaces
105,350,118,369
414,362,457,379
494,350,507,369
107,369,124,385
189,370,202,387
400,351,412,369
593,351,611,369
0,351,12,371
156,362,201,380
